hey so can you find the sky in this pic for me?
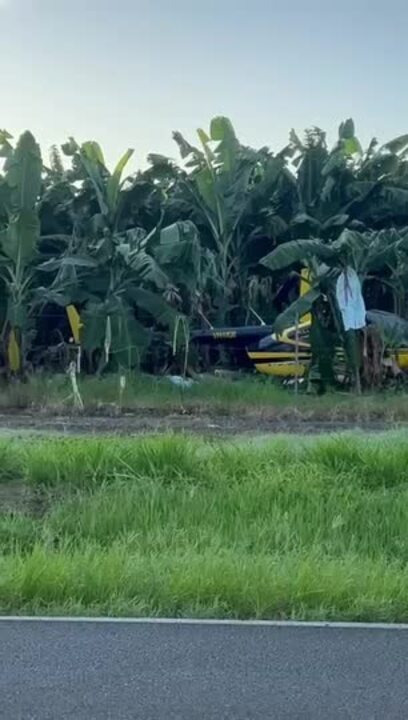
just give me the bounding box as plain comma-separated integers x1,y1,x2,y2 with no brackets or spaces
2,0,408,170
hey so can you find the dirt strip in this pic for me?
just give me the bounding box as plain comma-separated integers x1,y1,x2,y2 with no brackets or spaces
0,411,402,437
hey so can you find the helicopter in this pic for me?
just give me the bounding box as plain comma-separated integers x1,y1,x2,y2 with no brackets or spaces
191,274,408,378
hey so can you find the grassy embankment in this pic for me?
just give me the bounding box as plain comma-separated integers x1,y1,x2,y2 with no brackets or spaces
1,431,408,621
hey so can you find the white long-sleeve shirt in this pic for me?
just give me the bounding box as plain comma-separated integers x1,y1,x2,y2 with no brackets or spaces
335,267,366,331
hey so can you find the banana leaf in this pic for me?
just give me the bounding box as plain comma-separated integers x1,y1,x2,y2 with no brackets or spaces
367,310,408,348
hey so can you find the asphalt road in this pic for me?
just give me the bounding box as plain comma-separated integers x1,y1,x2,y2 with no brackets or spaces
1,619,408,719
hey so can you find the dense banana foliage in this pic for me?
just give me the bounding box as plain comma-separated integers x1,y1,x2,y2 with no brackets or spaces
1,116,408,375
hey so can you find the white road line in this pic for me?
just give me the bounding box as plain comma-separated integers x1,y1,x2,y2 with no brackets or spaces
0,616,408,630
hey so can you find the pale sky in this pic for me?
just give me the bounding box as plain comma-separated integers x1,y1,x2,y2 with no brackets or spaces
2,0,408,169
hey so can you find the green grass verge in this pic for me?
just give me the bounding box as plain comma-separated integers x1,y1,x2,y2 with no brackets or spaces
1,372,408,421
1,432,408,620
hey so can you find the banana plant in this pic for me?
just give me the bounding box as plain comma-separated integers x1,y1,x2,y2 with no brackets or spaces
0,131,42,372
39,139,202,370
38,224,183,371
47,140,149,368
61,138,134,233
170,116,291,324
288,119,408,238
0,129,13,159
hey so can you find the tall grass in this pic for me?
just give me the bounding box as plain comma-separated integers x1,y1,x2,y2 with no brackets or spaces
2,548,408,621
1,372,408,420
0,373,294,412
1,432,408,619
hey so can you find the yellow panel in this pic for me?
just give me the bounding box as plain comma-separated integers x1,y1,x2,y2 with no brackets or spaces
392,349,408,370
66,305,82,344
254,362,307,377
299,268,312,324
299,268,311,296
278,319,312,348
248,351,311,360
8,329,20,372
